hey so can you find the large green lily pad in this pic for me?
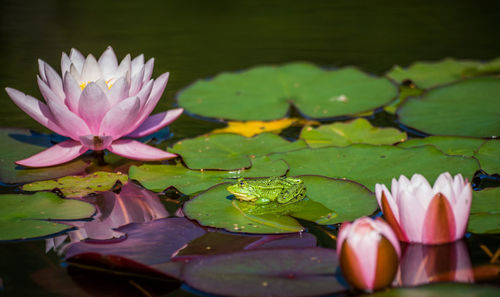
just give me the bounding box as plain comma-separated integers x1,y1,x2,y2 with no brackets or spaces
177,63,397,121
462,57,500,77
300,118,407,148
0,128,89,184
183,175,377,233
129,157,289,195
270,144,479,190
170,133,306,170
386,58,482,89
398,136,486,157
468,187,500,234
0,192,95,241
474,140,500,175
365,283,500,297
397,77,500,137
22,171,128,197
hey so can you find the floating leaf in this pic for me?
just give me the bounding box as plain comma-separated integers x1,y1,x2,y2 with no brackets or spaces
462,57,500,77
22,171,129,197
300,118,406,148
386,58,482,89
365,283,500,297
170,133,306,170
398,136,486,157
474,140,500,175
270,144,479,190
397,77,500,137
0,192,95,241
0,128,89,184
211,118,318,137
181,248,346,297
177,63,397,121
129,157,289,195
183,175,376,233
468,187,500,234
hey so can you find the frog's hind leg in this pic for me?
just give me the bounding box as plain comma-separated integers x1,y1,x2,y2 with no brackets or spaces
277,183,304,204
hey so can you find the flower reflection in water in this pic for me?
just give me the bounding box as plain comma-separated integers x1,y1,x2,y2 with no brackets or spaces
46,182,169,253
395,240,474,287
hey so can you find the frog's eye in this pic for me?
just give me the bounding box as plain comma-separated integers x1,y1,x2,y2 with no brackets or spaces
239,181,245,186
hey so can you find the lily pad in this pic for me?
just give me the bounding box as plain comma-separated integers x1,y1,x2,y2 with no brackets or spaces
129,157,289,195
0,128,89,184
170,133,306,170
182,248,346,297
211,118,318,137
397,77,500,137
365,283,500,297
270,144,479,190
386,58,482,89
22,171,129,197
183,175,376,233
177,63,397,121
398,136,486,157
0,192,95,241
300,118,407,148
468,187,500,234
474,140,500,174
462,57,500,77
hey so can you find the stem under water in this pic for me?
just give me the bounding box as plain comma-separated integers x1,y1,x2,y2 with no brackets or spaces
94,150,106,166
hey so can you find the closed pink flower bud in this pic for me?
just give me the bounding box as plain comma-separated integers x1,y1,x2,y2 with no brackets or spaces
375,172,472,244
5,47,183,167
337,217,401,292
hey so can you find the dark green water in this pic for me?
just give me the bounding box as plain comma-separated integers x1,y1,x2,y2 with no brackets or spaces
1,0,499,296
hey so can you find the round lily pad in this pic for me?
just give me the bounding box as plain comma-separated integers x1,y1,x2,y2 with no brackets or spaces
365,283,500,297
182,248,345,297
468,187,500,234
170,133,306,170
270,144,479,190
0,128,89,184
474,140,500,175
129,157,289,195
0,192,95,241
397,77,500,137
300,118,407,148
386,58,482,89
183,175,377,234
398,136,486,157
177,63,397,121
22,171,129,197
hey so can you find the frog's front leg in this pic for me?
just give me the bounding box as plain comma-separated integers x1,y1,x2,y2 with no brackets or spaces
255,197,271,205
278,183,305,203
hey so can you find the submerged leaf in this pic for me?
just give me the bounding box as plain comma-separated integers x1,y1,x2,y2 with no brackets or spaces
178,62,397,120
300,118,406,148
0,192,95,241
22,171,128,197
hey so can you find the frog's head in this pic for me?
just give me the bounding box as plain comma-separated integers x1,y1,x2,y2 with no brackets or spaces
226,178,258,202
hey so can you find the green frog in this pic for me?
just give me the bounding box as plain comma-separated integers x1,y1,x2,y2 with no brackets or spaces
227,177,306,215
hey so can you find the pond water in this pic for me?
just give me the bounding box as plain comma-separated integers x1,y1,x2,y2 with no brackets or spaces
1,0,500,296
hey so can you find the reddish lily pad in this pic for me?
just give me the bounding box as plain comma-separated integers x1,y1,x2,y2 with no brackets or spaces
0,192,95,241
129,157,289,195
0,128,89,184
177,63,397,121
300,118,406,148
22,171,128,197
182,248,346,297
170,133,306,170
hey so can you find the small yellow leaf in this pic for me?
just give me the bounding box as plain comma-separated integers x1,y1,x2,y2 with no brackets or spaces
212,118,319,137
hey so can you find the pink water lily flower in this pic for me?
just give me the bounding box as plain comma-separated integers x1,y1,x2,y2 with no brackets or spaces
337,217,401,292
5,46,183,167
375,172,472,245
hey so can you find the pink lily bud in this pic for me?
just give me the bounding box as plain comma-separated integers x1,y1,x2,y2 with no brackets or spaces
375,172,472,244
337,217,401,292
